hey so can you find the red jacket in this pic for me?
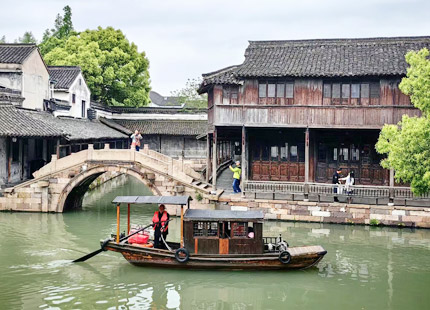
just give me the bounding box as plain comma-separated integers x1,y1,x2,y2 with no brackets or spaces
152,211,169,232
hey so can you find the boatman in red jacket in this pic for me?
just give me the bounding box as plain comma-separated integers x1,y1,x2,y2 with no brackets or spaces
152,204,170,249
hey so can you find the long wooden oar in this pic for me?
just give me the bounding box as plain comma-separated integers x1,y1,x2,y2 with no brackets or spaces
73,223,153,263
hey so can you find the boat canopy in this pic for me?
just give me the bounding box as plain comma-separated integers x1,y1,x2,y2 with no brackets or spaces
112,196,192,206
184,209,264,222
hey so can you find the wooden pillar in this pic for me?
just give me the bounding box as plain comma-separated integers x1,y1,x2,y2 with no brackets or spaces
116,204,121,243
7,138,12,183
241,126,247,182
180,205,184,248
206,134,210,183
305,128,310,183
127,204,131,235
56,139,60,159
212,128,217,190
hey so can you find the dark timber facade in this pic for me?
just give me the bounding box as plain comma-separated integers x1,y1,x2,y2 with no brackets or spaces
198,37,430,191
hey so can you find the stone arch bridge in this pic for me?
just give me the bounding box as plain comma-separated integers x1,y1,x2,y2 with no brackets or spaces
0,145,219,212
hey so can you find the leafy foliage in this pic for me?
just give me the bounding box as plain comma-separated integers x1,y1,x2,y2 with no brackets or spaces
17,31,37,44
43,27,151,107
171,78,207,109
376,48,430,195
0,35,6,43
39,5,76,55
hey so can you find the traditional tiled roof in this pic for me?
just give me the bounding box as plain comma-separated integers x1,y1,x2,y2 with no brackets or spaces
0,105,63,137
237,37,430,78
99,117,133,135
150,91,181,107
0,44,37,64
23,111,128,141
198,65,241,93
48,66,81,90
112,119,207,136
91,101,207,114
200,36,430,91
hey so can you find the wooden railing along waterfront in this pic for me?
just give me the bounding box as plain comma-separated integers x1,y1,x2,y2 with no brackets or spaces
244,181,430,206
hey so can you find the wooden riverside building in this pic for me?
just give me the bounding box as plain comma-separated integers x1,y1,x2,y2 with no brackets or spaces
198,37,430,201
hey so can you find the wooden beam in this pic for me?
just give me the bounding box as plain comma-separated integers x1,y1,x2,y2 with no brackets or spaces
305,128,310,183
180,205,184,248
212,128,217,190
241,126,247,184
116,204,120,243
206,133,210,183
127,204,130,235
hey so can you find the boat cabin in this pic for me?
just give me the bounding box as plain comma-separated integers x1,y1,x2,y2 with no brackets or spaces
183,209,264,255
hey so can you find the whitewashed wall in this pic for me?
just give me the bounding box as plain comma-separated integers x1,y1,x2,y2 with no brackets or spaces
21,50,50,110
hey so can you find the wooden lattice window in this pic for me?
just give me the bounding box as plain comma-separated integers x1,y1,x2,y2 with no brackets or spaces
193,221,218,237
258,81,294,100
193,222,204,236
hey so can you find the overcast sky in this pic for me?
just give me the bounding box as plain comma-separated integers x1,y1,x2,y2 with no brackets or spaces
1,0,429,95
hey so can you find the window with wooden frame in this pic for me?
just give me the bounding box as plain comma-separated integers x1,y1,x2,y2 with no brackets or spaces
323,81,380,104
258,80,294,104
11,140,20,162
193,221,219,237
222,86,238,105
232,222,247,238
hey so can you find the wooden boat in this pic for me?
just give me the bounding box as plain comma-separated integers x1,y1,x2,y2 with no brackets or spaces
102,195,327,270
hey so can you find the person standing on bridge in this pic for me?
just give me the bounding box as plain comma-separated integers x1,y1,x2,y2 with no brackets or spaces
130,130,143,151
152,204,170,249
229,161,242,193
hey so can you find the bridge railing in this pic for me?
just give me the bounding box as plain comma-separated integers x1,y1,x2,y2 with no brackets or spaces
243,180,430,206
32,144,202,183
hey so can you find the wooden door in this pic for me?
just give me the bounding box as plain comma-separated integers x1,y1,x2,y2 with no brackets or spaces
219,238,229,255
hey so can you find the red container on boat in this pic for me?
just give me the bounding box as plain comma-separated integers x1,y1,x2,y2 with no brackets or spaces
128,231,149,244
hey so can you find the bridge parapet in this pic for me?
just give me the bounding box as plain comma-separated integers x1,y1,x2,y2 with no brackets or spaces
0,145,221,213
33,145,200,183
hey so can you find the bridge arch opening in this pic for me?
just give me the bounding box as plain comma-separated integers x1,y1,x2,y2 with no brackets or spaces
60,166,161,212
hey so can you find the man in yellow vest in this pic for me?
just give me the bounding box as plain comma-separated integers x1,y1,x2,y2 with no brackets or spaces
229,161,242,193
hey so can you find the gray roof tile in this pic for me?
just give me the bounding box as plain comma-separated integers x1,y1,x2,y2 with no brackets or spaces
0,44,37,64
200,36,430,88
23,111,128,141
0,105,63,137
48,66,81,89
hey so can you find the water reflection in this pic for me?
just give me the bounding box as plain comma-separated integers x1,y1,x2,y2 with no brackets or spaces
1,175,430,309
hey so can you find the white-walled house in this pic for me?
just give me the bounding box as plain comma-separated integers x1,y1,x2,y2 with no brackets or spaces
0,44,50,110
48,66,91,118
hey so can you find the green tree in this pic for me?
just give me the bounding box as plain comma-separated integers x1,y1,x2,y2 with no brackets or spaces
376,48,430,195
39,5,75,55
0,36,6,43
171,78,208,109
17,31,37,43
44,27,151,107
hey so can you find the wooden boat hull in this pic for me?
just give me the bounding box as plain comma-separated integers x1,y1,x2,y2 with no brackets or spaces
104,241,327,270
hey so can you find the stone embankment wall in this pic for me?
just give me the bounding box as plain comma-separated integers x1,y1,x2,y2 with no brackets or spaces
217,197,430,228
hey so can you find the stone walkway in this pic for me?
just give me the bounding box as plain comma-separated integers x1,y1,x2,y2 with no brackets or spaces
217,167,243,196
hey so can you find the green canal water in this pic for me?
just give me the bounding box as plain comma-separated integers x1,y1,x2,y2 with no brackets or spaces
1,176,430,310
